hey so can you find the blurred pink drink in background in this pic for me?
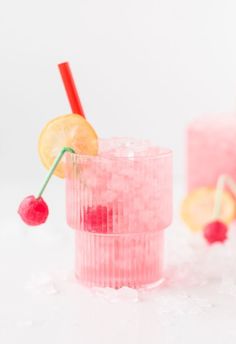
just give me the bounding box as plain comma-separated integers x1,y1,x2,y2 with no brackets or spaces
187,115,236,191
65,138,172,289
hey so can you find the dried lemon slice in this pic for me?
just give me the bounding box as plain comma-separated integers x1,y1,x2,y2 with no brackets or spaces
181,187,236,231
38,114,98,178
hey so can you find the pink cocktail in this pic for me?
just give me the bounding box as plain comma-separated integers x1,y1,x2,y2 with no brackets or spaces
65,138,172,289
187,114,236,191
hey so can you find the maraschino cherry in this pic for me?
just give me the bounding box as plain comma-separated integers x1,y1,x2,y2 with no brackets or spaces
18,196,49,226
18,147,74,226
202,174,235,244
203,220,228,244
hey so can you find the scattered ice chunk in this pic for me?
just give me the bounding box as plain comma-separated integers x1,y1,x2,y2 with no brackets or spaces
116,287,139,302
92,286,139,302
92,287,119,302
25,272,60,295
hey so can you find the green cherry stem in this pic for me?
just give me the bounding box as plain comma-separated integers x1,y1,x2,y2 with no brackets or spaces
212,174,236,220
36,146,75,199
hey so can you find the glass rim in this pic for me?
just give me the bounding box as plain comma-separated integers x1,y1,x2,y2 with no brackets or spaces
73,228,166,236
68,146,172,161
68,149,172,160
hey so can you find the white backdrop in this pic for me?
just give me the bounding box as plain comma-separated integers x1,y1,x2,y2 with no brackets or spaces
2,2,236,343
1,0,236,182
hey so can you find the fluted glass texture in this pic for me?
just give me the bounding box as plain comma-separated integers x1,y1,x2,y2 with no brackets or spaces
65,138,172,288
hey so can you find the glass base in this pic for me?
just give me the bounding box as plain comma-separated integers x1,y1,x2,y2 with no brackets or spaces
74,230,164,289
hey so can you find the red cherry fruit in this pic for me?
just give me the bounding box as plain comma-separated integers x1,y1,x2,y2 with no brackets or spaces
203,220,228,244
18,195,49,226
84,205,113,233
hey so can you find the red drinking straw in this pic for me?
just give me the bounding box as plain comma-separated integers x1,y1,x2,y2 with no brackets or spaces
58,62,85,118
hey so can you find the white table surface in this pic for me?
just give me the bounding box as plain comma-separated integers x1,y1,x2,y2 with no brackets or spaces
1,180,236,344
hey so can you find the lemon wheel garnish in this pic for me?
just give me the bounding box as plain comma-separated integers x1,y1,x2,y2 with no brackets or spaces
38,114,98,178
181,187,236,231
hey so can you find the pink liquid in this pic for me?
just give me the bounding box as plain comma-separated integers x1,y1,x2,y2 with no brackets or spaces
65,138,172,288
187,115,236,191
75,231,164,288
